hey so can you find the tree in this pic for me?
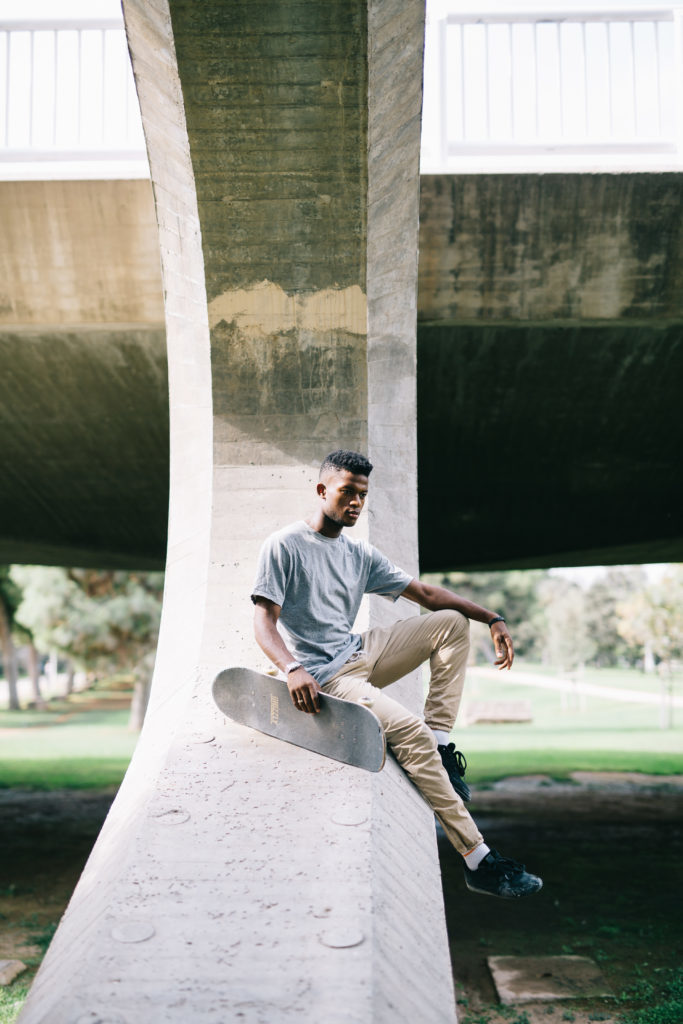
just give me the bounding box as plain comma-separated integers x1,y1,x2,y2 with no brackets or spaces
538,575,595,673
11,566,164,729
0,568,22,710
422,569,548,663
617,567,683,728
584,566,647,668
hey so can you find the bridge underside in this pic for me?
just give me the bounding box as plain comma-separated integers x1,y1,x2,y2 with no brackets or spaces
418,321,683,571
1,173,682,572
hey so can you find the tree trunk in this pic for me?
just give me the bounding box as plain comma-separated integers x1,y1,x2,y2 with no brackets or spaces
65,660,75,696
27,643,46,709
0,599,20,710
128,674,152,731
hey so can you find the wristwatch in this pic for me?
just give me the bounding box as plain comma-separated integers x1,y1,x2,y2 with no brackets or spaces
285,661,302,675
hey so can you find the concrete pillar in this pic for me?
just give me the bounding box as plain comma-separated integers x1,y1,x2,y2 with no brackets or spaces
18,2,457,1021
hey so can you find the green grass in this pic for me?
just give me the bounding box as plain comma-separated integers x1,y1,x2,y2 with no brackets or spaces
0,981,30,1024
0,687,138,790
449,662,683,781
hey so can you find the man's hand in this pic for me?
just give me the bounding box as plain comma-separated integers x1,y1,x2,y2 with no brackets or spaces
491,621,514,670
287,667,322,713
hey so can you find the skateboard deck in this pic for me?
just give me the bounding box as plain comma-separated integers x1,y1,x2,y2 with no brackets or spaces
212,666,386,772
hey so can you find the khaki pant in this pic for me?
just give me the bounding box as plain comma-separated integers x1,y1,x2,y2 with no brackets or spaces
323,609,483,854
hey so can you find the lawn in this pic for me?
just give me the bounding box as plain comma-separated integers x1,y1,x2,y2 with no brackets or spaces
0,683,139,790
449,662,683,781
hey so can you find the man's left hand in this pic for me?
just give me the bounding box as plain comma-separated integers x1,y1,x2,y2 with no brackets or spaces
491,621,514,670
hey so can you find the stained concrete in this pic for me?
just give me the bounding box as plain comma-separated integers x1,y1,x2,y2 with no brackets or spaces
0,180,163,326
0,326,168,568
418,174,683,324
16,2,457,1023
416,173,683,570
417,322,683,571
487,955,612,1004
2,171,683,571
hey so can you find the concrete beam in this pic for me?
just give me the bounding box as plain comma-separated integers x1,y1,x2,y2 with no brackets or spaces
418,173,683,325
18,3,457,1023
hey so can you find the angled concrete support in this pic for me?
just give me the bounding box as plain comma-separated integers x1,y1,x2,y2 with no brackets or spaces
18,2,456,1021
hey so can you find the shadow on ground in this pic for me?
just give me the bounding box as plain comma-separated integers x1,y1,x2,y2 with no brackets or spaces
1,775,682,1022
438,774,683,1024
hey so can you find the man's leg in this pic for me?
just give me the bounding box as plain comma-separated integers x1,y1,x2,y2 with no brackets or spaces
365,608,470,732
323,617,543,897
323,664,483,855
361,609,472,800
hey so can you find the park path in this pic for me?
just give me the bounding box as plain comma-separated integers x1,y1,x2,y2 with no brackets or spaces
471,666,683,707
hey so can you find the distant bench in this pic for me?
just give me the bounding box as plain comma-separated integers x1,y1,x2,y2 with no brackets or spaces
464,700,533,725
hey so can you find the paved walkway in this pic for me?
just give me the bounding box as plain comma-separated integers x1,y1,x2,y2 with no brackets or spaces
471,666,683,708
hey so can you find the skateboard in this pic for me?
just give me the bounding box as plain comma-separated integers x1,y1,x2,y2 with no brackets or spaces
212,666,386,772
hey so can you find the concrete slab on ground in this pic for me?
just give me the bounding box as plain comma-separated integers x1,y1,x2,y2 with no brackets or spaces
488,955,612,1004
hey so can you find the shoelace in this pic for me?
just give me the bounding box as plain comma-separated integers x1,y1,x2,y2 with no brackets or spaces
488,850,525,876
443,743,467,776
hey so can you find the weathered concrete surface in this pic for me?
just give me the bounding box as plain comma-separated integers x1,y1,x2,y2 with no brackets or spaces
418,321,683,571
18,2,457,1023
0,326,168,568
0,178,168,569
416,174,683,571
419,174,683,324
3,170,683,572
0,180,163,326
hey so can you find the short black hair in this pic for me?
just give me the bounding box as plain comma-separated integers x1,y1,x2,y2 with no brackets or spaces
319,449,373,479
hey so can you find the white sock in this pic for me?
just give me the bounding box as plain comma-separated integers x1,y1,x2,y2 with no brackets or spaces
433,729,451,747
463,842,491,871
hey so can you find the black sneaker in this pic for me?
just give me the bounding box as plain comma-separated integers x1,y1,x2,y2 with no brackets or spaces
438,742,471,802
464,848,543,899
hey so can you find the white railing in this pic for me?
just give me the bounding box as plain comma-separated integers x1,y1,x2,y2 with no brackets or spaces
0,18,147,178
422,4,683,171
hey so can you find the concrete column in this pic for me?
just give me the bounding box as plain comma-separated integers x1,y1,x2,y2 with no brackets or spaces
18,2,456,1021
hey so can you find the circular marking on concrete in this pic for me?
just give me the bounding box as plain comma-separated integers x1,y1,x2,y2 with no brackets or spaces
75,1013,127,1024
331,807,367,826
190,733,215,744
111,921,156,944
319,926,365,949
149,808,190,825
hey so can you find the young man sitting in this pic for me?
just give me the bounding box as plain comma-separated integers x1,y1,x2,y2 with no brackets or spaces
251,449,542,899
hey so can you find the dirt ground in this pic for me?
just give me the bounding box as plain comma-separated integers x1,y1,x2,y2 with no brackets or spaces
1,774,682,1021
438,773,683,1024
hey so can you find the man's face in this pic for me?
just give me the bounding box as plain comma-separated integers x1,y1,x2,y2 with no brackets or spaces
318,469,369,528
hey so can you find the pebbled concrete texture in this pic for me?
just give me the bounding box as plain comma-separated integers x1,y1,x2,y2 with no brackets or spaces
17,2,457,1022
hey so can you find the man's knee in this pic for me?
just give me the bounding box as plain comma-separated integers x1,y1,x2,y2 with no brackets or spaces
430,608,470,641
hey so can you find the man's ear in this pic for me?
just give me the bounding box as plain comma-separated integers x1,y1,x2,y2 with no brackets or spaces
316,482,326,498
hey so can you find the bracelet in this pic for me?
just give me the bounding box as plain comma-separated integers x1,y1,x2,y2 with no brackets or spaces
488,615,506,628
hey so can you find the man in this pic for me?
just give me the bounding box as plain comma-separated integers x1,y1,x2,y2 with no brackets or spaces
251,449,542,899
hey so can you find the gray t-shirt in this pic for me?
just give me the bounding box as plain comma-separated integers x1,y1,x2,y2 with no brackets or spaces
251,520,412,684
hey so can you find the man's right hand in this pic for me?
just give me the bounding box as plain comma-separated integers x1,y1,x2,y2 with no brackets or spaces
287,667,322,714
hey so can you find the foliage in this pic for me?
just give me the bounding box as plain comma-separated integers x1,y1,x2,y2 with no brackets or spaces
618,968,683,1024
617,567,683,670
10,568,163,676
538,575,595,672
424,569,547,660
0,981,30,1024
9,567,163,726
424,564,683,676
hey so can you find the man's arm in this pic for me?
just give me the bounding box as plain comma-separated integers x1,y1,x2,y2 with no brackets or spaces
401,579,514,670
252,596,322,713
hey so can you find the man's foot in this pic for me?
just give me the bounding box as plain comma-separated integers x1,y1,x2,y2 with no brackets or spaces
438,742,471,802
463,848,543,899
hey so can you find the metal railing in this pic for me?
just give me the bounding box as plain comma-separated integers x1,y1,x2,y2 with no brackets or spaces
422,6,683,169
0,18,147,174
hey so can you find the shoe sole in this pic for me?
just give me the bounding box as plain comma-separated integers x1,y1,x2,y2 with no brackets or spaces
465,877,543,899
